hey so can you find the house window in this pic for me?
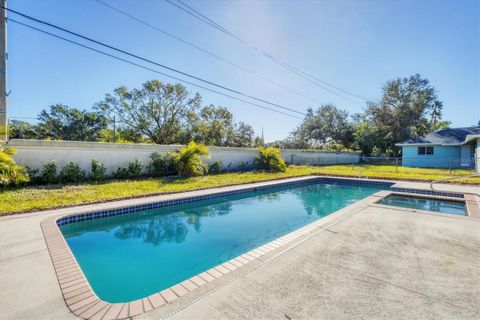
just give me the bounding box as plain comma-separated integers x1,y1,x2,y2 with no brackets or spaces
418,146,434,155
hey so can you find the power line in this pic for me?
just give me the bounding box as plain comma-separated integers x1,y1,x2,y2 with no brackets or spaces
275,61,369,102
167,0,363,104
166,0,232,36
171,0,366,103
166,0,369,105
9,116,37,120
93,0,322,105
176,0,226,32
169,0,363,104
173,0,369,103
8,18,303,120
4,7,306,116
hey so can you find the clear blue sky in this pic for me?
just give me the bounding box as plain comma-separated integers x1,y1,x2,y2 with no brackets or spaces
7,0,480,142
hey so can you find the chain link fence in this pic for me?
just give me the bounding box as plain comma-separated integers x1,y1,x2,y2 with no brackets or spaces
358,156,477,174
288,154,478,178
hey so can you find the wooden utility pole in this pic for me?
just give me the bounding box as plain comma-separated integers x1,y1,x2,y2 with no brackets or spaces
113,115,116,143
0,0,7,142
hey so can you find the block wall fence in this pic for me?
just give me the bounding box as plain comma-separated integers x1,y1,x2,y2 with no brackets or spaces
6,139,360,174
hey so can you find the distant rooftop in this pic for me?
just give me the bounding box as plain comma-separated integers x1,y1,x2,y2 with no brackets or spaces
396,126,480,146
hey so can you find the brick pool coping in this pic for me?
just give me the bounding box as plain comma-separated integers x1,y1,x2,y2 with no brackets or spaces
40,176,480,320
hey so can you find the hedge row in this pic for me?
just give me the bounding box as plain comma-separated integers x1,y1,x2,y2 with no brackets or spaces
10,145,287,186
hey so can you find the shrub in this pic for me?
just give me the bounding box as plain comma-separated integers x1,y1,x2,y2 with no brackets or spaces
127,159,142,177
113,167,129,180
90,159,106,181
254,147,287,172
170,141,210,177
25,166,41,184
237,161,252,172
208,160,223,173
113,159,143,179
148,152,177,177
59,162,86,183
41,161,58,184
0,146,29,187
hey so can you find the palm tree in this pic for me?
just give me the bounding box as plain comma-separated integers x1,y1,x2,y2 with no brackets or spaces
254,147,287,172
430,100,443,125
171,141,210,177
0,146,29,187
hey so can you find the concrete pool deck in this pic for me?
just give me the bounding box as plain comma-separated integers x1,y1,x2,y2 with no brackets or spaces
1,177,479,319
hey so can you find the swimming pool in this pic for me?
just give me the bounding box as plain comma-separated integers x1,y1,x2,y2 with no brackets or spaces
377,194,466,215
60,180,384,303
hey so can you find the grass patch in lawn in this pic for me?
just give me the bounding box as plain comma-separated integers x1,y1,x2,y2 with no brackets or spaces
1,165,478,215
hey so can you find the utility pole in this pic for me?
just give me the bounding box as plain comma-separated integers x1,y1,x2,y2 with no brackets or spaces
261,127,265,147
0,0,7,142
113,115,116,143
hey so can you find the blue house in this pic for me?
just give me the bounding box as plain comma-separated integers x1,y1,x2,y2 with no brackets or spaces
396,126,480,171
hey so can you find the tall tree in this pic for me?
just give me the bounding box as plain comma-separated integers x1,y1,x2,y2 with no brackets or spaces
8,120,38,139
95,80,201,144
230,122,255,147
351,112,382,155
429,100,450,131
360,74,446,154
187,105,235,146
184,105,257,147
430,100,443,124
253,135,265,147
36,104,108,141
292,104,353,148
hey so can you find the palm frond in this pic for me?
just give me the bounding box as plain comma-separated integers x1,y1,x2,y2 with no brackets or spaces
254,147,287,172
173,141,210,177
0,145,29,187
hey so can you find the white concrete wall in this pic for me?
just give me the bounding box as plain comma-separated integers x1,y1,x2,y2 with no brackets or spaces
7,139,360,174
281,150,360,166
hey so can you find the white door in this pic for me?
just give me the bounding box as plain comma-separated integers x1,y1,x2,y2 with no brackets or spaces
460,144,471,167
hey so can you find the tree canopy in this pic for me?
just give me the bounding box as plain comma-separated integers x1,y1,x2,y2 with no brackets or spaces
9,120,38,140
36,104,108,141
10,75,457,154
362,74,450,153
187,105,235,146
292,105,353,149
10,80,261,147
95,80,202,144
281,74,452,155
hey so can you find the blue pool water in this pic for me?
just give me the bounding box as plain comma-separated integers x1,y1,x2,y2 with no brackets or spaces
60,182,382,302
378,194,466,215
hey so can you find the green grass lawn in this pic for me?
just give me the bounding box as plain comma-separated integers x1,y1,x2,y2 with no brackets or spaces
1,165,478,215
